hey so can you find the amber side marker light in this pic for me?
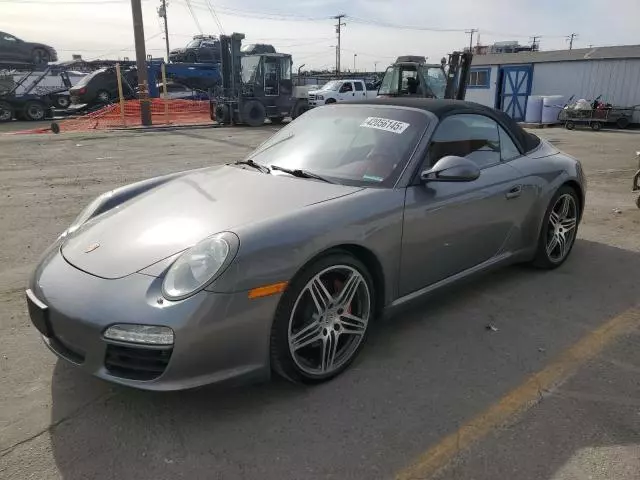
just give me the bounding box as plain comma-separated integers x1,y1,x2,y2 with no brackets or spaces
248,282,288,299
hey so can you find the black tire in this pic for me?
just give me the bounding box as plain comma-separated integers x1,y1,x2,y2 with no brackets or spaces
54,95,70,109
269,116,284,125
291,99,309,119
0,100,13,122
214,104,231,124
50,122,60,134
591,121,602,131
32,48,50,65
635,195,640,209
531,185,580,269
616,117,630,129
241,100,266,127
96,90,111,104
565,121,575,130
23,101,46,121
270,251,376,384
324,98,337,104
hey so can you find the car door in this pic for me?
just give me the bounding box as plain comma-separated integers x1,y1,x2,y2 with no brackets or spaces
354,81,366,99
399,113,525,296
0,33,21,61
338,81,354,101
198,41,216,62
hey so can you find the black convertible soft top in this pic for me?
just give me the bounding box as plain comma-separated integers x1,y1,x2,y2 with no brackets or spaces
352,98,542,153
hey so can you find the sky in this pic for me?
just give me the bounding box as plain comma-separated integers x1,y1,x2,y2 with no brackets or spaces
2,0,640,71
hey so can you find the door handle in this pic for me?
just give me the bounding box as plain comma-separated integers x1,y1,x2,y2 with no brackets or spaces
505,185,522,199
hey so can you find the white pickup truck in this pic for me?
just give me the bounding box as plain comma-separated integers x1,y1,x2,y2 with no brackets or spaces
307,79,377,107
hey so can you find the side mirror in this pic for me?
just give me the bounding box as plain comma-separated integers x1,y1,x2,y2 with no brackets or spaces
420,155,480,183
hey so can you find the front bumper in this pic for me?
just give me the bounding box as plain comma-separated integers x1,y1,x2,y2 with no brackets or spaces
27,248,280,390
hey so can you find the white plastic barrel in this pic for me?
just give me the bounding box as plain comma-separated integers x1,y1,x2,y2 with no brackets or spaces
541,95,565,124
525,96,543,123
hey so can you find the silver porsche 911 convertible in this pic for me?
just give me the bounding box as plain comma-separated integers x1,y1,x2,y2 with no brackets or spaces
26,99,586,390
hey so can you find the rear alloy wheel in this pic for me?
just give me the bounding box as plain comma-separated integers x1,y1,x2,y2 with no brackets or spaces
532,186,580,269
54,95,71,109
591,121,602,131
0,100,13,122
96,90,111,104
270,253,375,384
23,101,46,121
565,121,575,130
32,48,50,65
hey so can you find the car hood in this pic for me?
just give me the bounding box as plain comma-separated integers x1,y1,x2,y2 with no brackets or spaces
61,165,362,279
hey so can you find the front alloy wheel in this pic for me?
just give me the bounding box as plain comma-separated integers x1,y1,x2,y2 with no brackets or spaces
289,266,370,376
271,253,375,383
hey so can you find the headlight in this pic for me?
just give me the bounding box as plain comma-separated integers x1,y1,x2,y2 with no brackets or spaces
317,95,324,100
162,232,238,300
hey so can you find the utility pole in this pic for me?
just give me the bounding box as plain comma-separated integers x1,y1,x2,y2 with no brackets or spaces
567,33,578,50
333,14,346,74
353,53,357,72
465,28,478,52
130,0,152,125
374,61,378,73
530,35,541,51
158,0,170,62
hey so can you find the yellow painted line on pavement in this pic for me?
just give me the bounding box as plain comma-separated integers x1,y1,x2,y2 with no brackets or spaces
396,306,640,480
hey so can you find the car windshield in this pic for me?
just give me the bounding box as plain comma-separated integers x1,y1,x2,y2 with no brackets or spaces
246,105,429,187
186,39,200,48
319,80,341,91
74,68,106,87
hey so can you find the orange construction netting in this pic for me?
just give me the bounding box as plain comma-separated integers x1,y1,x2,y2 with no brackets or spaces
12,99,213,134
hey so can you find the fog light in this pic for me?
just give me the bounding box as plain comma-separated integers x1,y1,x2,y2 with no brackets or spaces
104,324,174,345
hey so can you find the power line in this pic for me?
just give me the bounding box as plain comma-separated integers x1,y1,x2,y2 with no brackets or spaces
348,16,466,32
183,0,203,34
86,31,163,60
204,0,225,34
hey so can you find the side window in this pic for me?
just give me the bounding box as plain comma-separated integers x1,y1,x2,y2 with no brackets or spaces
498,126,521,161
354,82,364,91
280,58,291,80
340,82,353,93
427,114,501,169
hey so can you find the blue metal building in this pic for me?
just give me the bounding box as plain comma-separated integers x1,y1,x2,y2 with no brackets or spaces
465,44,640,123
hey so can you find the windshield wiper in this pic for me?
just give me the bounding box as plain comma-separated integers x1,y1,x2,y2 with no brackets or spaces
233,159,270,173
270,165,334,184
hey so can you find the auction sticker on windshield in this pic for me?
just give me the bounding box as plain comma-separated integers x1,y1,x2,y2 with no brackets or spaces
360,117,410,134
